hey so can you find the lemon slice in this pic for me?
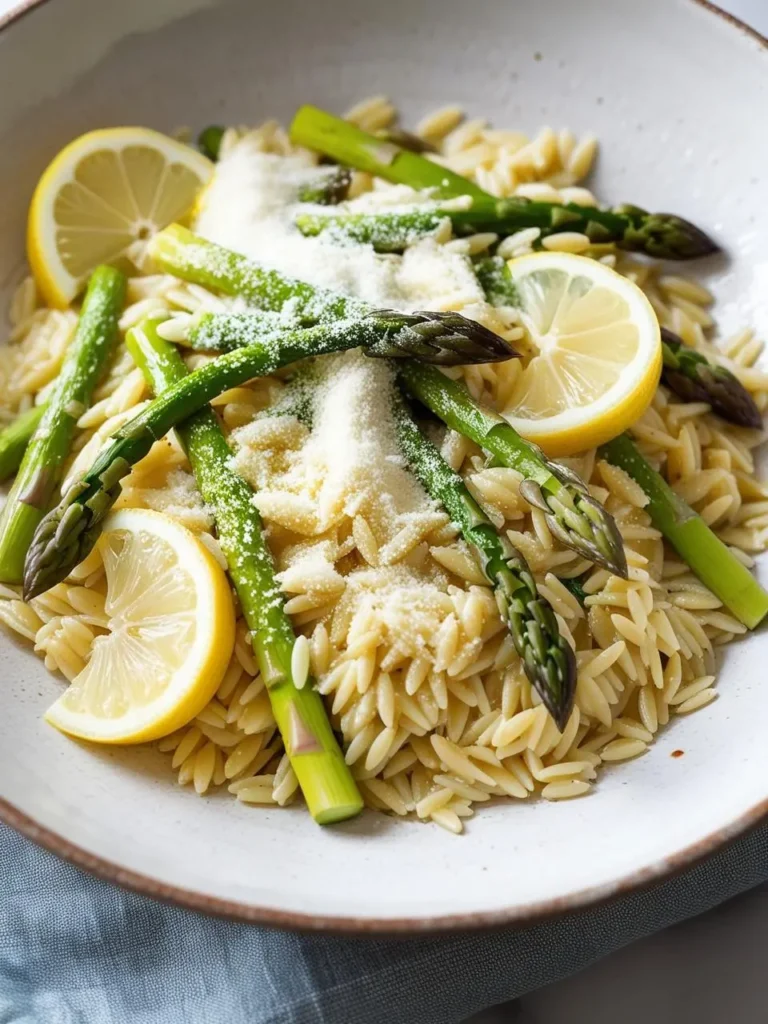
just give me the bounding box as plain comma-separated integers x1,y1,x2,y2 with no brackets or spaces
28,127,213,308
45,509,235,744
502,252,662,456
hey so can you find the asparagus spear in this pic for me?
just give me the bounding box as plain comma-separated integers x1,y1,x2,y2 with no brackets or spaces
393,392,576,727
290,106,719,260
148,225,624,574
148,223,366,322
126,318,362,824
294,203,719,260
297,167,351,205
0,405,45,482
0,267,125,584
294,209,448,252
600,433,768,628
198,125,224,161
660,328,762,428
190,308,512,365
399,361,627,578
290,104,489,202
24,309,511,599
378,127,438,155
473,255,519,307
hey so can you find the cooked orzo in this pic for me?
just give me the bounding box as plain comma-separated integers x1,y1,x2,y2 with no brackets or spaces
1,98,766,833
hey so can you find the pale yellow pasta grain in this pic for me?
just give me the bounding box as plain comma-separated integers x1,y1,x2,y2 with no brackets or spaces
542,780,591,800
433,774,492,803
431,734,496,786
416,787,454,819
430,545,487,584
171,727,203,769
430,808,463,834
492,707,537,749
536,761,593,782
658,275,714,306
236,786,278,805
416,106,464,140
567,135,598,178
581,641,626,679
290,635,310,689
193,743,217,795
601,738,648,762
541,232,591,253
611,613,645,648
376,671,397,727
675,689,717,714
224,736,264,779
669,675,716,706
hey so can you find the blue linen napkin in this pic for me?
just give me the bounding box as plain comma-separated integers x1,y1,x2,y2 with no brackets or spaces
2,819,767,1024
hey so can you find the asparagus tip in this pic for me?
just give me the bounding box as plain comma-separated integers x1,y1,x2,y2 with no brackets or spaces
657,213,721,260
661,328,762,428
617,205,720,260
368,309,517,365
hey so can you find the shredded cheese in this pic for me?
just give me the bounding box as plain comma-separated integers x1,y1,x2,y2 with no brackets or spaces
194,141,486,313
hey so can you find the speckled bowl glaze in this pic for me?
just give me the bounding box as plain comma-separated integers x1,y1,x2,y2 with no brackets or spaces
1,0,767,933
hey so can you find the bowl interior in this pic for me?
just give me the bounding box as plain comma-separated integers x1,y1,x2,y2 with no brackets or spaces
1,0,768,930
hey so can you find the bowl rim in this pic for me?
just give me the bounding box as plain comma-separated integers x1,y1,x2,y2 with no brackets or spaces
0,0,767,935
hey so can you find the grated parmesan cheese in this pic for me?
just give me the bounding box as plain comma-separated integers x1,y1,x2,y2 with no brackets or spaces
331,565,455,660
196,134,491,613
231,350,441,550
194,140,486,314
138,468,214,530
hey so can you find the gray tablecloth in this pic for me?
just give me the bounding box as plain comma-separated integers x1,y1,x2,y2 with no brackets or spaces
2,818,767,1023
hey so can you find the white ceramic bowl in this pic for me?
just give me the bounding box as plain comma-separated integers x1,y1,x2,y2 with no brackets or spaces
1,0,767,933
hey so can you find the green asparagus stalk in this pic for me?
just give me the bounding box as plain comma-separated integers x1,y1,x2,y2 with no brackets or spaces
600,433,768,628
399,361,627,578
294,209,449,252
148,223,366,322
190,308,513,365
473,256,519,307
290,106,719,260
147,225,624,574
393,392,576,727
0,266,125,584
378,127,438,155
294,204,719,260
0,405,46,482
297,167,352,205
174,309,297,351
126,318,362,824
24,308,511,599
661,328,762,428
198,125,225,161
290,104,489,202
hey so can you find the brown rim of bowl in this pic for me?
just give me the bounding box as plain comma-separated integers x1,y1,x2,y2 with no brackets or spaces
0,0,767,935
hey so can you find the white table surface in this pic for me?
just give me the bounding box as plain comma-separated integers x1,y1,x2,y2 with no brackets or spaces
1,1,766,1022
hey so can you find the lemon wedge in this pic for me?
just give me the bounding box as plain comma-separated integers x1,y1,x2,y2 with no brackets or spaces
28,127,213,308
502,252,661,456
45,509,235,745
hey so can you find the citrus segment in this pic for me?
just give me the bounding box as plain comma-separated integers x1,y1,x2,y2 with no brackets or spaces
45,509,234,744
501,252,662,456
27,127,213,307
